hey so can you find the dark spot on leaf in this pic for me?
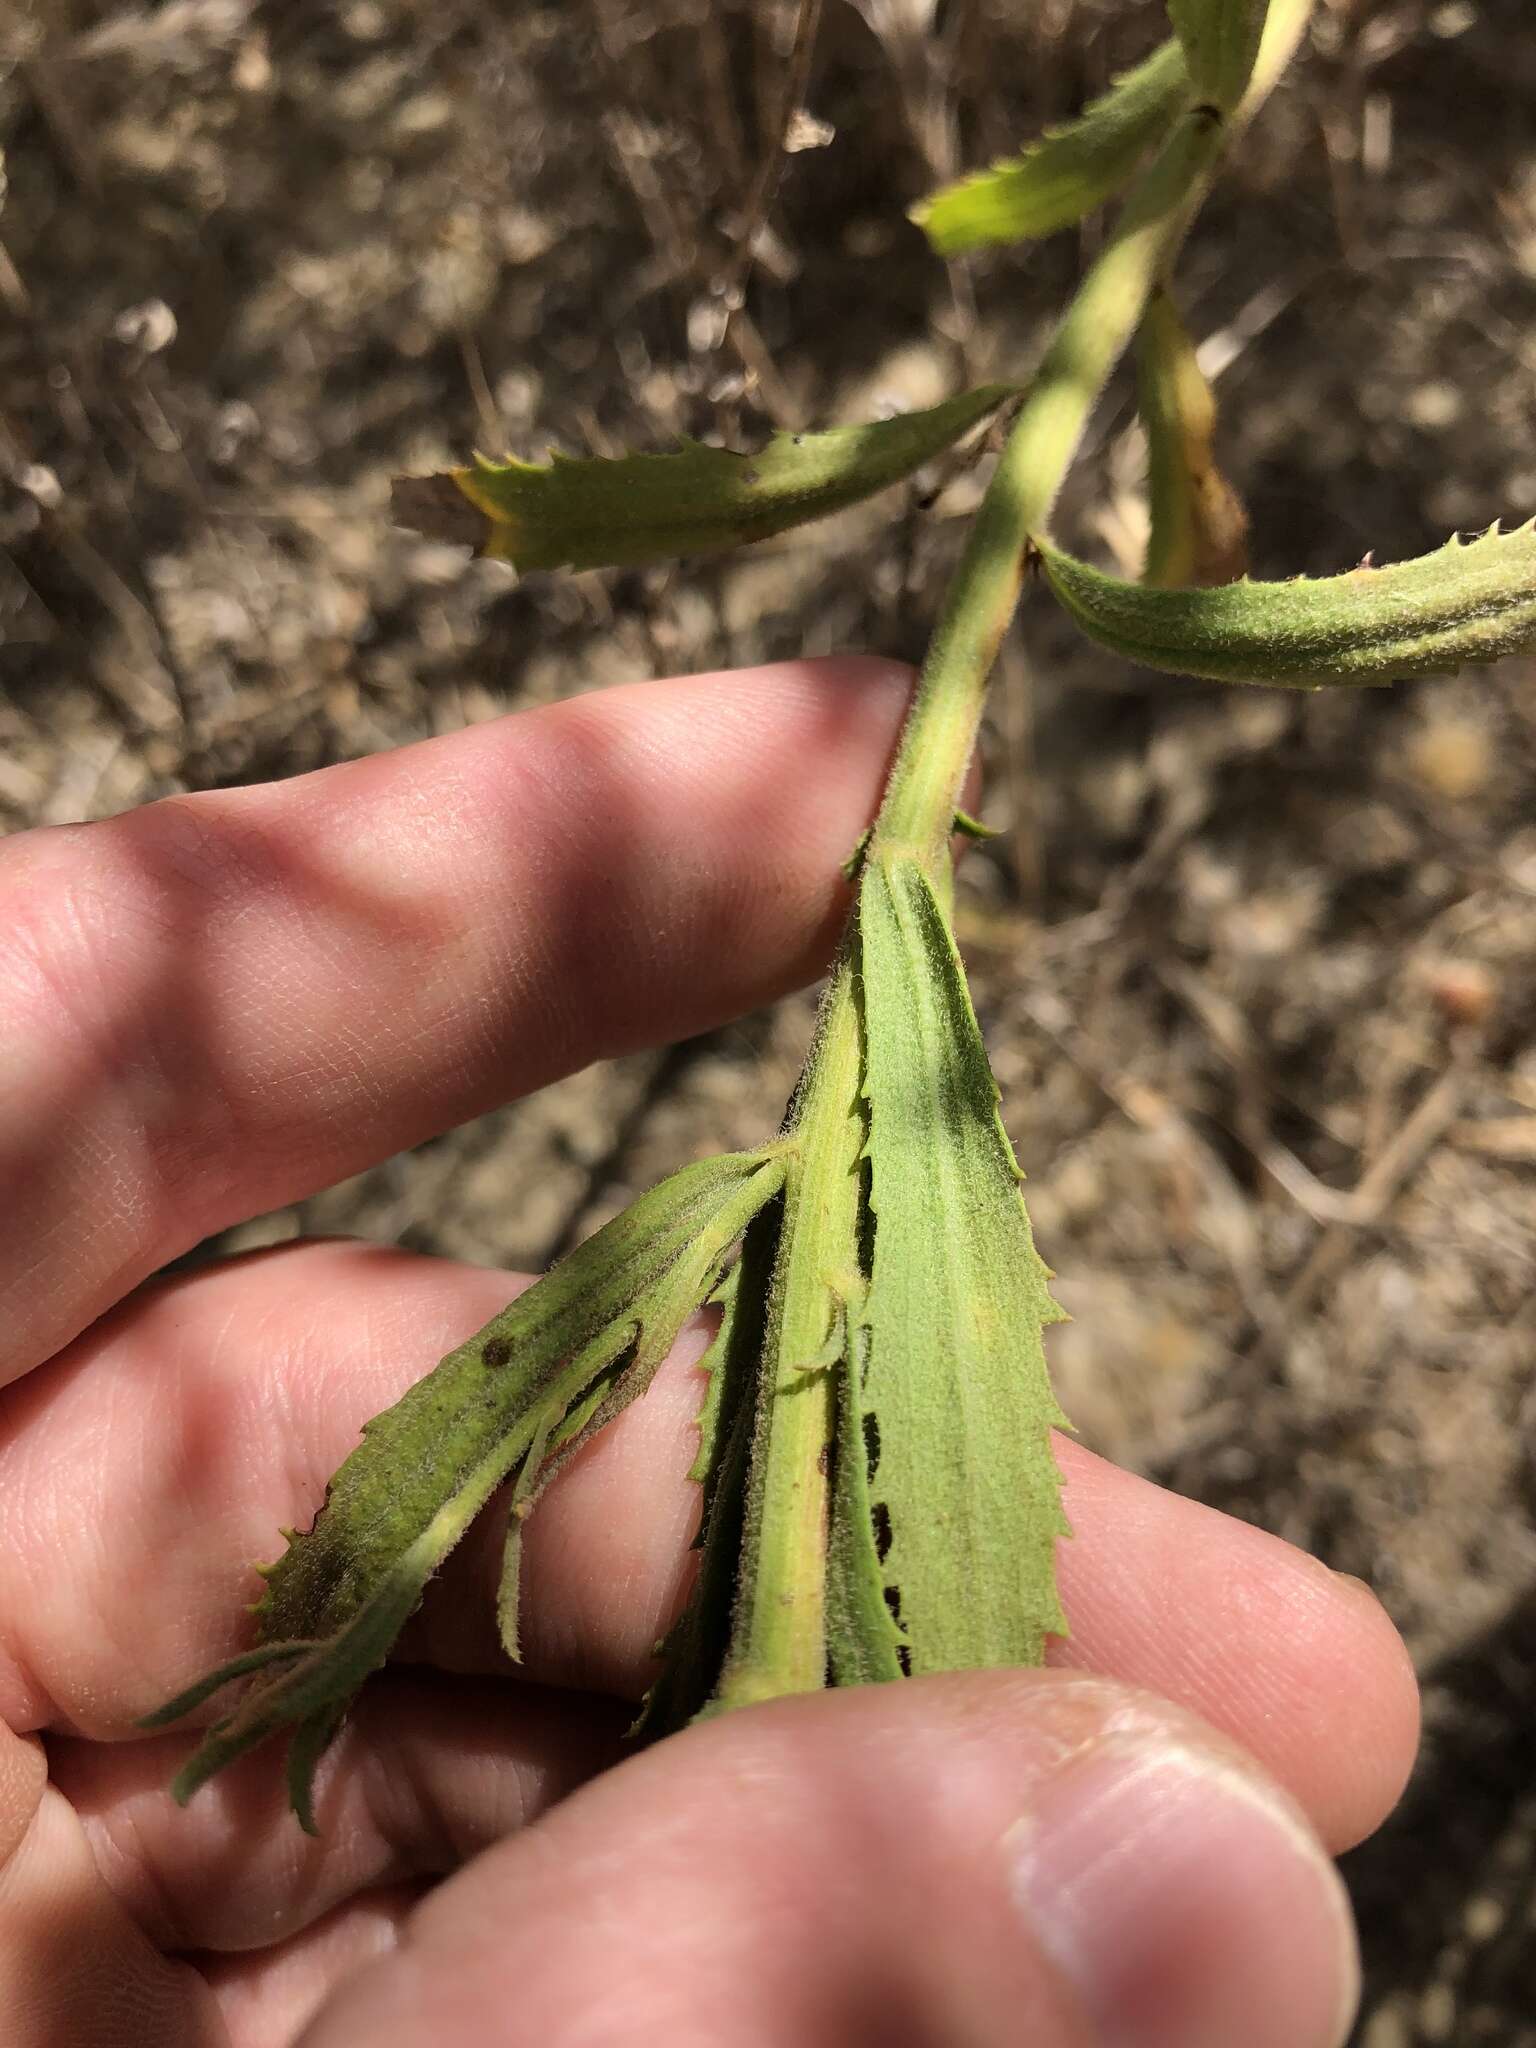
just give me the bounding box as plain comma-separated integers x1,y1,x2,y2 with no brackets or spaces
482,1337,512,1369
817,1444,831,1477
882,1584,911,1674
863,1411,880,1485
872,1500,893,1562
1192,102,1223,128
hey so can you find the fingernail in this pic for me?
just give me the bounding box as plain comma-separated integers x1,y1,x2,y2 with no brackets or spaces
1008,1734,1359,2048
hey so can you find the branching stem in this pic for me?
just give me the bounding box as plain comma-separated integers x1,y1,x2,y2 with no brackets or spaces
871,107,1225,872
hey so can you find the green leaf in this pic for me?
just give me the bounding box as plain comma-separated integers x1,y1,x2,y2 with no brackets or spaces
1138,289,1248,588
496,1404,556,1665
499,1157,789,1663
912,38,1191,256
825,1318,907,1686
1035,521,1536,685
708,979,867,1713
150,1148,787,1819
858,853,1070,1672
1167,0,1268,112
391,387,1017,572
636,1205,781,1739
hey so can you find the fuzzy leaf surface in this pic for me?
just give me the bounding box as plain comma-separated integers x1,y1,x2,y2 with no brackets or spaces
1167,0,1268,111
1037,522,1536,684
858,855,1070,1672
392,387,1016,572
637,1206,780,1738
151,1149,786,1817
826,1320,907,1686
1138,290,1248,587
912,38,1190,256
710,982,866,1712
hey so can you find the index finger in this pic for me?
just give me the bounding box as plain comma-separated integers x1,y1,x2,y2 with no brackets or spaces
0,657,913,1387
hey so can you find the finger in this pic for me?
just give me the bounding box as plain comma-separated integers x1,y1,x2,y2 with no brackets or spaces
48,1673,620,1953
0,655,914,1385
0,1723,223,2048
1,1241,1416,1859
199,1889,417,2048
298,1675,1361,2048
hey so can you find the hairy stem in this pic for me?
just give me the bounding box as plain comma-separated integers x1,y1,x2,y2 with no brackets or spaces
871,106,1226,870
712,968,865,1708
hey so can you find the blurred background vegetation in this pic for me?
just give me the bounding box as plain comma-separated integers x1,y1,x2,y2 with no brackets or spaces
3,2,1535,2037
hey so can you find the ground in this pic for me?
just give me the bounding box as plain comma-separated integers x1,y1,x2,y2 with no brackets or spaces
3,1,1535,2039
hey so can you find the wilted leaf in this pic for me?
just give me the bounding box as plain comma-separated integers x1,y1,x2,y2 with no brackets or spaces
1036,521,1536,684
858,854,1070,1672
1139,288,1248,586
392,387,1017,572
911,38,1190,256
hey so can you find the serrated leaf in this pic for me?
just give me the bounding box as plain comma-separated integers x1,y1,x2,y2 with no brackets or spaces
858,854,1070,1672
1138,289,1248,587
1036,521,1536,685
912,38,1191,256
498,1158,785,1664
636,1204,781,1739
392,387,1017,572
150,1148,786,1817
1167,0,1268,112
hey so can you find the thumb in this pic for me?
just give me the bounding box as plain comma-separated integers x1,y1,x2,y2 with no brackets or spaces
298,1671,1358,2048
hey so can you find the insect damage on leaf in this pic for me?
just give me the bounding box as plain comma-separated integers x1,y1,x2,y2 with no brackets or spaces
1035,520,1536,686
857,853,1070,1672
147,1149,787,1825
635,1214,780,1738
911,38,1191,257
391,386,1018,572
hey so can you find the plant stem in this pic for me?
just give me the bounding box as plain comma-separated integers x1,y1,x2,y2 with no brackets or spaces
870,107,1226,870
706,18,1315,1714
712,966,864,1709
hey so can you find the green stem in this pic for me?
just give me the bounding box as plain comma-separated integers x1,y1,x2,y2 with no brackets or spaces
871,105,1226,869
712,965,865,1710
703,14,1314,1715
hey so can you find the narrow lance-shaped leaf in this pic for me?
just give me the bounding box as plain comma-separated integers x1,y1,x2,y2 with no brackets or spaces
259,1150,781,1646
911,38,1191,257
1035,521,1536,685
637,1206,781,1739
498,1156,788,1663
1167,0,1269,112
148,1147,787,1821
858,853,1070,1672
391,386,1017,572
1138,288,1248,587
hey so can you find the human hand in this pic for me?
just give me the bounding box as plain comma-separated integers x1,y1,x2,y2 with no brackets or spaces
0,657,1417,2047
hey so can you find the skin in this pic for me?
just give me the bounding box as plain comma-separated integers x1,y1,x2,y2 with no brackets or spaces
0,657,1419,2047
